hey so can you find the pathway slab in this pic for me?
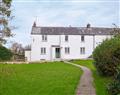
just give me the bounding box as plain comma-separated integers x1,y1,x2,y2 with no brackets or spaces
64,61,96,95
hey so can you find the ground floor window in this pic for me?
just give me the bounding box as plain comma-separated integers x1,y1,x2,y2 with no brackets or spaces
80,47,85,54
41,47,46,55
65,47,70,54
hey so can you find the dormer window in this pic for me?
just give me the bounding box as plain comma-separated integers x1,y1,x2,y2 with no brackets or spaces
81,35,85,42
42,35,47,42
65,35,68,42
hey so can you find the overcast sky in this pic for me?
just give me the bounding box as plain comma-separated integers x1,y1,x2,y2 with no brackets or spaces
7,0,120,47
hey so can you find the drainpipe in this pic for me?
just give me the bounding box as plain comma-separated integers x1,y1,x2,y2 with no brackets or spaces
93,35,95,51
50,46,52,61
59,35,61,60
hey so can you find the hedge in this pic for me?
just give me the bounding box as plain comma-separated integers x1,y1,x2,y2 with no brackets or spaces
93,35,120,76
0,45,13,61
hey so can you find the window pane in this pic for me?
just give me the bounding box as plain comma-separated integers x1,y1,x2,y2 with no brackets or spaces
68,48,70,54
44,48,46,54
42,35,47,41
41,48,43,54
65,47,70,54
65,35,68,42
83,48,85,54
42,35,44,41
81,35,84,42
80,47,85,54
41,48,46,54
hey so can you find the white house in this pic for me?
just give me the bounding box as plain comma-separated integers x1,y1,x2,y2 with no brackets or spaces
25,22,114,62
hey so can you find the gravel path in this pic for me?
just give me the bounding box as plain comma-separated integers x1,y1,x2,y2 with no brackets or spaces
64,61,96,95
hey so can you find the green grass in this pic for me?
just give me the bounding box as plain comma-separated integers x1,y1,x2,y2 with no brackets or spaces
0,62,82,95
71,60,111,95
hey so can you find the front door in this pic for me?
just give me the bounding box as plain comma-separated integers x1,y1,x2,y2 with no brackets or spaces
55,48,60,58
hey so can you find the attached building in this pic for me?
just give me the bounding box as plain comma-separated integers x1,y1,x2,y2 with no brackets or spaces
25,23,114,61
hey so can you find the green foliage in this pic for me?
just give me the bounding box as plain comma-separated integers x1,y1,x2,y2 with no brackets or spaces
0,45,13,61
93,34,120,94
3,0,12,5
0,0,13,44
93,36,120,76
108,67,120,95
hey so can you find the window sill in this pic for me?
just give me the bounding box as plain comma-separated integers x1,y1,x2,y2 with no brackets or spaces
42,41,47,42
65,53,70,55
81,41,85,43
41,54,46,55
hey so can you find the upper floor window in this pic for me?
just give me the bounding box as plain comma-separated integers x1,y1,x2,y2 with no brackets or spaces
80,47,85,54
65,47,70,54
65,35,68,42
41,47,46,55
42,35,47,41
81,35,85,42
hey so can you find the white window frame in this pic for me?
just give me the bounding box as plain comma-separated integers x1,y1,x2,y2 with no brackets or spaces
65,47,70,54
65,35,68,42
41,47,46,55
42,35,47,42
80,47,85,54
81,35,85,42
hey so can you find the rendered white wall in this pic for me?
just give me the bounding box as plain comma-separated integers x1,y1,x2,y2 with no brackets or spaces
30,34,112,61
60,35,94,59
94,35,112,48
25,50,31,61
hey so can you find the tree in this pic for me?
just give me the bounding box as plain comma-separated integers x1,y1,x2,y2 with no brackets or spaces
10,42,24,61
24,44,31,50
93,28,120,94
0,0,13,44
93,30,120,76
108,66,120,95
11,42,24,55
112,24,120,36
0,45,13,61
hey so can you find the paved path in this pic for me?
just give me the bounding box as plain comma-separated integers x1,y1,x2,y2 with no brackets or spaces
64,61,96,95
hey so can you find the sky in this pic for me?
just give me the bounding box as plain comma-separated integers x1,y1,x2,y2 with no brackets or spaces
7,0,120,47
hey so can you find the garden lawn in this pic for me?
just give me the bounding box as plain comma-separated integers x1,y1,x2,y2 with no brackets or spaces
0,62,82,95
71,60,112,95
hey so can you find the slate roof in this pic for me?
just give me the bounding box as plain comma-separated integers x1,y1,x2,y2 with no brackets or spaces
31,26,117,35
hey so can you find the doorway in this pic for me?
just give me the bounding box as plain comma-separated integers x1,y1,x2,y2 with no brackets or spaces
55,48,60,58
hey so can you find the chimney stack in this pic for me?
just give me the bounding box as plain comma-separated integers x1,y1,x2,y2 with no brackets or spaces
33,21,36,27
87,23,91,28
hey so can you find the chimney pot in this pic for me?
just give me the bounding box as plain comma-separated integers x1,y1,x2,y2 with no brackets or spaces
33,21,36,27
87,23,91,28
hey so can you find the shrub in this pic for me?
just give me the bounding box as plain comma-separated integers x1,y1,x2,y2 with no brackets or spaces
93,36,120,76
108,66,120,95
0,45,13,61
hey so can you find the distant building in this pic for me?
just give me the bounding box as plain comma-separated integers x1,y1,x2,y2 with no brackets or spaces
0,30,3,38
25,22,115,61
24,45,31,61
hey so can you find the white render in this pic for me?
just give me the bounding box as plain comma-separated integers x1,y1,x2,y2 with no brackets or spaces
25,50,31,62
27,34,112,61
24,23,114,62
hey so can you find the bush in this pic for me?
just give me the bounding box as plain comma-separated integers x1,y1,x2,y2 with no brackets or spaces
108,66,120,95
93,36,120,76
0,45,13,61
